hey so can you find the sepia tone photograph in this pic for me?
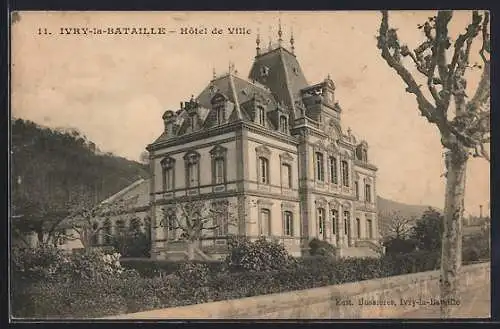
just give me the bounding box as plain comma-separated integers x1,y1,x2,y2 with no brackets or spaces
9,10,490,320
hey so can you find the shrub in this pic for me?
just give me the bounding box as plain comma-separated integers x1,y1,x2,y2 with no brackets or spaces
308,238,336,257
11,246,68,282
224,236,295,272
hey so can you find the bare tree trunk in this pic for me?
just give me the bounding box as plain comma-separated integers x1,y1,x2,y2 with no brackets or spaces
187,241,195,261
440,149,468,317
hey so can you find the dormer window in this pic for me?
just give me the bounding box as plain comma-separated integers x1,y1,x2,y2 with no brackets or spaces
216,106,225,125
260,66,270,77
362,149,368,162
258,106,266,126
279,115,288,133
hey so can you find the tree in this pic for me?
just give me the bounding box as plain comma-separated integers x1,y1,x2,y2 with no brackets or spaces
65,195,139,249
387,211,414,239
377,10,490,317
159,198,238,260
411,208,444,252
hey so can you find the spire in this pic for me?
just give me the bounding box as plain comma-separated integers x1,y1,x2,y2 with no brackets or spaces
290,28,295,54
256,29,261,56
278,18,283,46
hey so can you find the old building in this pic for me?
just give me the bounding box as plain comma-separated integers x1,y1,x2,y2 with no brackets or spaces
147,29,382,259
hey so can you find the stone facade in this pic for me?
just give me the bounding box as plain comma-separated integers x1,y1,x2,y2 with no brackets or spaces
147,37,381,259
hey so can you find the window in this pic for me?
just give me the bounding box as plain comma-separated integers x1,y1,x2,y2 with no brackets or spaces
281,163,292,188
258,107,266,126
343,211,350,235
213,202,229,236
284,211,293,236
260,209,271,236
116,219,126,233
164,210,177,239
318,208,326,237
163,167,174,191
366,219,373,239
331,209,338,235
341,160,349,187
356,218,361,238
355,181,359,199
187,162,199,187
316,152,325,181
279,116,288,133
329,157,338,184
161,157,175,192
259,157,269,184
129,217,141,233
214,158,225,184
210,145,227,186
190,116,196,130
365,184,372,203
362,149,368,162
216,106,225,125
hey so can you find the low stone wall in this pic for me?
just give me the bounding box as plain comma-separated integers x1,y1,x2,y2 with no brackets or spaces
107,262,490,319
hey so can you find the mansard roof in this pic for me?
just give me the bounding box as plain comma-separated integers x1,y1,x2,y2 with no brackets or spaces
248,47,308,111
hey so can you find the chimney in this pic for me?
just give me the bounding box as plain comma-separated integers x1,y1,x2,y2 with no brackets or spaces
479,205,483,219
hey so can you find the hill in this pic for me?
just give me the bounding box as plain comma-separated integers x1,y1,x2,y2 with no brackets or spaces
377,196,439,238
11,118,149,221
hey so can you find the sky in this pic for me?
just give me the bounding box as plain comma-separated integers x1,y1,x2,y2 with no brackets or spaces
10,11,490,216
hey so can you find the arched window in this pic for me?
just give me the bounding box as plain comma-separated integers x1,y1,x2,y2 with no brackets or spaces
161,157,175,192
210,145,227,185
318,208,326,238
216,106,225,125
343,211,350,235
362,149,368,162
315,152,325,181
341,160,349,187
365,184,372,203
258,107,266,126
279,116,288,133
329,157,338,184
331,209,338,235
283,211,293,236
259,157,269,184
184,151,200,188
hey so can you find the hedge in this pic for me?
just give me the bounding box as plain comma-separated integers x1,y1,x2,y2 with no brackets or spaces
12,250,448,318
119,258,225,277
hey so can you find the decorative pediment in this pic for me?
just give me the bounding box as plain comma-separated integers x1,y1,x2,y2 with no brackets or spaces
329,199,340,208
183,150,200,164
314,140,327,151
160,156,176,169
281,202,296,210
255,145,271,156
211,92,228,105
315,197,328,207
162,110,175,121
280,152,294,162
210,144,227,158
257,199,274,206
342,201,352,210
